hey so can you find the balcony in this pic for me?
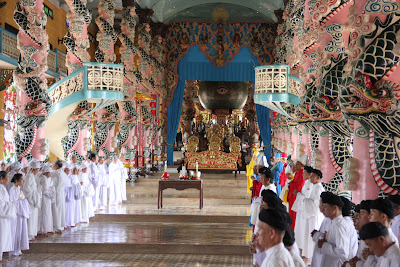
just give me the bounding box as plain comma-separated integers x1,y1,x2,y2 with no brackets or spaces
0,27,67,78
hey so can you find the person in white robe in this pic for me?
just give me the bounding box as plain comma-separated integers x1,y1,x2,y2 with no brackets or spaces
21,161,41,241
389,195,400,240
369,198,399,245
253,208,295,267
340,196,359,260
118,154,128,201
9,174,30,256
88,154,100,211
0,171,17,263
19,164,29,176
283,227,306,267
51,160,68,233
105,157,115,205
317,192,350,267
37,167,56,235
109,156,122,205
359,221,400,267
344,201,376,267
71,165,82,225
7,162,21,192
97,157,108,210
292,166,312,258
79,163,94,223
63,163,75,228
310,216,332,267
296,168,325,260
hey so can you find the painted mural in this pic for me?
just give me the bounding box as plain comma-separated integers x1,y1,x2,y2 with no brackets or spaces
272,0,400,199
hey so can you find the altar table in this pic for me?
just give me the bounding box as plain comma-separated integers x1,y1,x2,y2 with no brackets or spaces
158,179,203,209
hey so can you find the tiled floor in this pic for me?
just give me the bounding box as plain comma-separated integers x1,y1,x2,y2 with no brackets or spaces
3,253,252,267
2,173,252,266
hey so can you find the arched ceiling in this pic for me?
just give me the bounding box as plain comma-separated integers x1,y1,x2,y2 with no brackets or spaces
137,0,284,23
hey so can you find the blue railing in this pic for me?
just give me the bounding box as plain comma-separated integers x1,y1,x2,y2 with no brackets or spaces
47,62,125,116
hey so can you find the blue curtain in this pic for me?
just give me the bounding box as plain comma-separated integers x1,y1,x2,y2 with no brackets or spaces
256,104,271,165
167,46,271,164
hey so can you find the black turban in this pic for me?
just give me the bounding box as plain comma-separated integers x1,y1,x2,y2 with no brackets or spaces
259,208,290,231
389,195,400,206
321,192,344,208
341,196,355,217
359,222,389,240
262,190,285,211
283,227,295,247
310,168,323,179
304,166,313,173
371,198,395,219
354,204,361,213
359,200,373,213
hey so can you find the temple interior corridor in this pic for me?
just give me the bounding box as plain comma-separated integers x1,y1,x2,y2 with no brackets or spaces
2,172,252,266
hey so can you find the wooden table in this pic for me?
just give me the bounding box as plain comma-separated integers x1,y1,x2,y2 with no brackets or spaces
158,179,203,209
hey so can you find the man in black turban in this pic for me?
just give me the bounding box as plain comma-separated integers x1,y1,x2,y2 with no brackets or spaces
369,198,398,244
359,222,400,266
253,209,295,266
389,195,400,240
316,192,351,267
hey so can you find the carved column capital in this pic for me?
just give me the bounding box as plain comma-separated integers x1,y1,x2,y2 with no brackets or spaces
136,6,154,24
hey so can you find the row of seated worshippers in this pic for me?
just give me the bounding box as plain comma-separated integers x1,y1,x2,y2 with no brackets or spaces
249,160,400,266
0,154,128,263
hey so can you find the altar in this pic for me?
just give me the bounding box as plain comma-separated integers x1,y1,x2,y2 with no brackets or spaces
185,125,242,172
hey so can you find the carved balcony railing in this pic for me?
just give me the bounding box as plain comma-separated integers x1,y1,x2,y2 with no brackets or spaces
47,62,125,115
0,27,67,78
254,64,301,118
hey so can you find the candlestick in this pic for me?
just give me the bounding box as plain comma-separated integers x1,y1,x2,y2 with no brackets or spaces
164,161,167,172
196,161,198,172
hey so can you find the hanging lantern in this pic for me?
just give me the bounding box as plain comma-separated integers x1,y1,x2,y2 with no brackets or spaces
254,65,301,118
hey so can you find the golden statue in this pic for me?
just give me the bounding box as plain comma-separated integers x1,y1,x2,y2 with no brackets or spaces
187,136,199,153
229,136,241,153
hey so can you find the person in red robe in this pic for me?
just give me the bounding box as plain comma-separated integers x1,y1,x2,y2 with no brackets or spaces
287,155,308,230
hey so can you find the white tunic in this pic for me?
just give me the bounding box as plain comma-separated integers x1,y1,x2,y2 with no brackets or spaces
118,160,128,201
38,175,56,233
289,248,306,267
376,243,400,267
64,173,75,227
88,161,100,210
388,228,399,245
260,183,277,197
311,217,332,267
22,172,41,239
344,216,359,259
109,162,122,204
52,169,68,231
297,182,325,259
293,180,313,255
79,173,94,222
344,239,377,267
320,215,351,267
260,243,295,267
391,215,400,239
9,185,30,255
71,174,82,224
0,184,17,257
97,163,108,208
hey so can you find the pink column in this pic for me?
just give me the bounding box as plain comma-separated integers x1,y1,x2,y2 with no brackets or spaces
351,122,380,202
318,134,337,184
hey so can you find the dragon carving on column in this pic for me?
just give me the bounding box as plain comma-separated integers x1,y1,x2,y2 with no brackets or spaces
310,55,353,195
61,101,92,161
94,104,119,158
13,0,52,161
95,0,118,63
340,11,400,195
117,101,138,157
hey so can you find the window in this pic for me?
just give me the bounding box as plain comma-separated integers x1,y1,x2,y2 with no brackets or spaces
43,4,54,19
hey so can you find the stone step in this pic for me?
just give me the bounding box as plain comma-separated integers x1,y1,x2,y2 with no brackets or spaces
27,243,249,255
28,222,251,255
90,214,249,224
124,197,250,205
